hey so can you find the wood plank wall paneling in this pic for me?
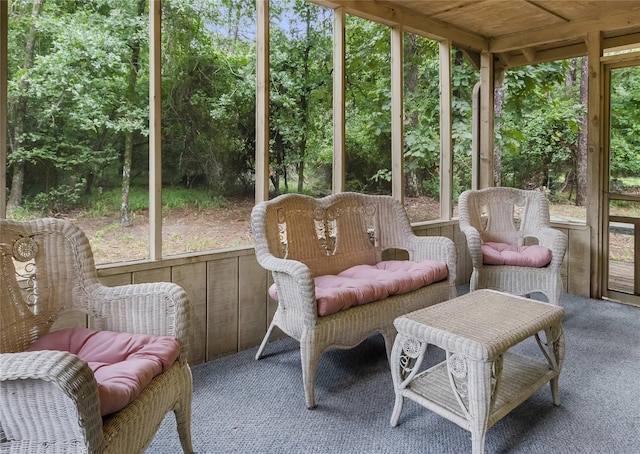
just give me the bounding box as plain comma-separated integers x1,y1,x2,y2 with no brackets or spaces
237,254,268,351
96,221,590,365
439,224,455,242
206,257,239,359
134,267,171,284
98,273,132,287
564,225,591,297
172,262,207,365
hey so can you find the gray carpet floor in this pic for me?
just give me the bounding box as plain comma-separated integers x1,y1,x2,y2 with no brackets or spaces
147,289,640,453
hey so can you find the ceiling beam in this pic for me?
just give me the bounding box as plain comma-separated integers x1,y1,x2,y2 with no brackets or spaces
308,0,488,50
490,4,640,53
522,47,537,62
497,31,640,68
505,43,587,68
605,32,640,52
460,48,481,70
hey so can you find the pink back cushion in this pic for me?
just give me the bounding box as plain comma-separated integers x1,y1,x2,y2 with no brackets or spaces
481,242,552,267
269,260,448,316
27,327,180,416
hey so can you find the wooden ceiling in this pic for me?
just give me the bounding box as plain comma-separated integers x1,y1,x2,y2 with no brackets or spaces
310,0,640,67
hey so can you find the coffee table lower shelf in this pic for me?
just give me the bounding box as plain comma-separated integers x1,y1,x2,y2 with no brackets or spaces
399,351,558,430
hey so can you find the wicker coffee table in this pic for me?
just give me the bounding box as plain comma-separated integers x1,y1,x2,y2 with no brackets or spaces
389,289,565,454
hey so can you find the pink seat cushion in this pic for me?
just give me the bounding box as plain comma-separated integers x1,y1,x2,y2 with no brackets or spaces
269,260,448,317
27,328,180,416
481,242,552,267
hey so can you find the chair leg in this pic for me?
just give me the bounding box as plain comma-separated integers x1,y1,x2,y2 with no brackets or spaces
548,282,563,305
255,320,277,360
174,381,194,454
470,270,479,291
300,336,322,409
380,327,397,361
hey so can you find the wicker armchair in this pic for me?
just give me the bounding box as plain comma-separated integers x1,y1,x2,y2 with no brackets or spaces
0,218,193,453
458,187,568,305
251,192,457,408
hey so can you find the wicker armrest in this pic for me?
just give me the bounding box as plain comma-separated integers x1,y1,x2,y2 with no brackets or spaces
459,225,484,268
538,227,569,270
0,350,104,452
261,255,318,324
407,236,458,283
258,254,312,278
88,282,191,360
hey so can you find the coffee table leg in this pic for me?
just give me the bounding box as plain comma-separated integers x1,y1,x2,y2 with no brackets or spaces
445,353,493,454
548,323,565,405
536,323,565,405
390,334,427,427
390,392,403,427
466,359,492,454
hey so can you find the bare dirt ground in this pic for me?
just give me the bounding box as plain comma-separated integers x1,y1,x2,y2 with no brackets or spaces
73,196,442,264
70,195,635,265
73,196,256,264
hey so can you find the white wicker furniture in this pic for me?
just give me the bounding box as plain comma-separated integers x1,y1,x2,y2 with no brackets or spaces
458,187,568,305
390,289,565,454
0,218,193,453
251,192,457,408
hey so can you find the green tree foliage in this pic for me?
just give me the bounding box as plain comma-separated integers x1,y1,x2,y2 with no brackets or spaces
8,0,147,212
498,61,583,192
269,0,333,195
610,66,640,178
403,34,439,197
6,0,638,215
344,16,392,194
160,0,256,194
450,51,478,198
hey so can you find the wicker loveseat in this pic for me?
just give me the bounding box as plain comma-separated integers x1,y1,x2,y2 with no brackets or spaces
0,218,193,453
251,192,457,408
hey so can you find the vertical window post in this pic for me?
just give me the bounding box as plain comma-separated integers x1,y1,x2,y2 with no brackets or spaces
391,26,404,202
149,0,162,260
587,31,603,298
471,81,481,190
479,50,495,189
332,7,346,194
0,0,7,217
255,0,270,203
439,40,453,219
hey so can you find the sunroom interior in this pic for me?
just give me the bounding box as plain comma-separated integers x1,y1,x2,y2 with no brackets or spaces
1,0,640,367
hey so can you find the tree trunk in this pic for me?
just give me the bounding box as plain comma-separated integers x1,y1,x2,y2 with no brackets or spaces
271,131,284,196
7,0,44,209
297,161,305,193
226,0,240,53
120,135,133,226
120,0,145,227
575,57,588,206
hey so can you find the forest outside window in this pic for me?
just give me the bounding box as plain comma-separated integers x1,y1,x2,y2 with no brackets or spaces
8,1,623,268
269,0,333,197
4,0,460,266
6,0,151,264
5,0,262,264
494,59,590,223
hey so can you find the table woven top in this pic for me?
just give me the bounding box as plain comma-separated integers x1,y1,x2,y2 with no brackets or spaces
394,290,565,360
